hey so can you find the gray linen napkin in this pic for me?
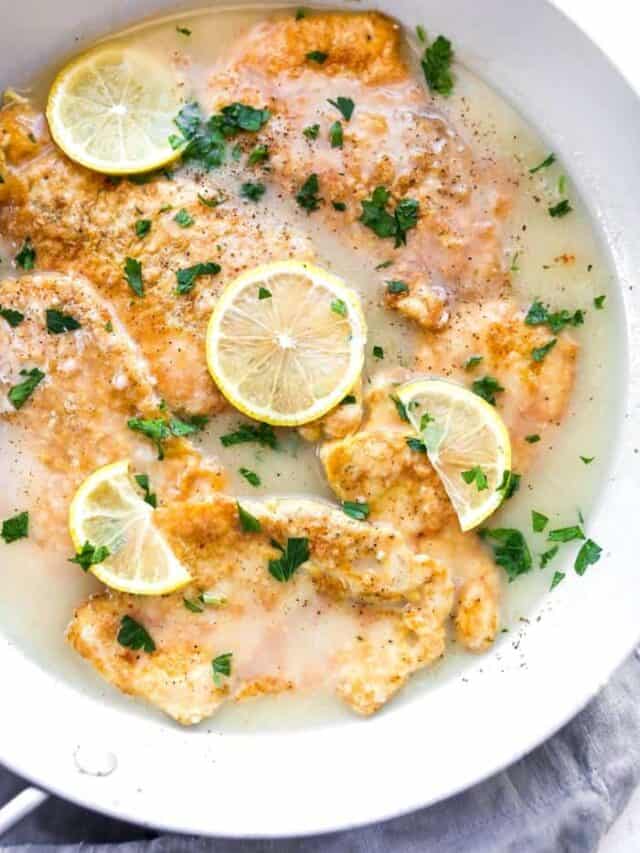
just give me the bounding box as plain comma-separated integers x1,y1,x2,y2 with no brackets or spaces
3,649,640,853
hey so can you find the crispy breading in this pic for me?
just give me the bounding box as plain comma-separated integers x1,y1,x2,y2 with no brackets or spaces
207,12,515,330
0,102,315,415
0,273,222,543
67,495,453,723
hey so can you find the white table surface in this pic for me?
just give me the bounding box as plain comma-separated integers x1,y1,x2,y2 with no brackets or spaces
551,1,640,850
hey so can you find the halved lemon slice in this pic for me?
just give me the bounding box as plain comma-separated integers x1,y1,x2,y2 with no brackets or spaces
397,378,511,531
68,460,191,595
206,260,367,426
46,45,184,175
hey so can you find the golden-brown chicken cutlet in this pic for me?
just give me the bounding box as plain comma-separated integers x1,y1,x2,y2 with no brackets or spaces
206,12,514,330
0,273,222,544
0,99,315,415
68,495,454,723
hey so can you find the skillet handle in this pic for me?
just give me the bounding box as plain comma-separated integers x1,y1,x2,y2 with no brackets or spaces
0,787,48,838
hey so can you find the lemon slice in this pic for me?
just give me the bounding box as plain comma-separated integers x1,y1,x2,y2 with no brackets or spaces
68,460,191,595
397,378,511,531
46,45,184,175
206,260,367,426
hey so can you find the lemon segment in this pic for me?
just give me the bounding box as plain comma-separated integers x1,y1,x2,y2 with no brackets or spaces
397,378,512,531
206,260,367,426
68,460,191,595
46,45,185,175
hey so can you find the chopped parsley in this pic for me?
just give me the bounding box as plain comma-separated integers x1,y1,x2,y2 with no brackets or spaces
524,300,584,334
296,173,322,212
183,596,204,613
331,298,347,317
45,308,81,334
375,260,393,270
540,545,559,568
237,501,262,533
1,511,29,544
134,473,157,508
525,434,540,444
258,287,272,299
529,153,556,174
372,344,384,359
69,540,110,571
464,355,483,371
295,7,307,19
406,436,427,453
135,219,151,237
549,199,572,218
531,338,557,363
548,525,585,543
212,652,232,686
480,527,532,582
461,466,488,491
416,24,427,43
240,181,266,201
580,455,595,464
386,280,409,294
359,186,419,247
550,571,565,590
510,252,520,273
124,257,143,297
127,417,171,459
471,375,504,406
327,96,354,121
342,500,370,521
220,422,277,449
175,261,221,295
421,35,454,96
306,50,328,63
594,295,606,309
248,144,269,165
217,102,271,134
532,510,548,533
332,201,347,211
0,306,24,327
390,393,409,423
574,538,602,576
8,367,44,409
268,537,310,582
303,124,320,140
15,238,36,270
174,208,194,227
497,470,521,500
239,467,261,487
329,120,343,148
341,394,356,405
176,25,191,35
198,192,225,208
117,615,155,653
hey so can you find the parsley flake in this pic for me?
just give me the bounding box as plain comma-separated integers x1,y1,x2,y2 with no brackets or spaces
296,173,322,212
480,527,532,581
175,261,221,295
331,298,347,317
540,545,559,568
529,153,556,174
332,201,347,211
237,501,262,533
258,287,272,299
342,500,369,521
549,199,572,218
548,525,585,543
306,50,327,63
471,375,504,406
524,300,584,334
341,394,356,405
134,473,157,508
580,455,595,464
464,355,483,371
8,367,44,409
248,144,269,165
327,97,354,121
15,238,36,270
531,338,557,363
525,434,540,444
329,120,343,148
406,436,427,453
268,537,310,582
212,652,232,686
390,394,409,423
303,124,320,140
184,596,204,613
574,538,602,576
176,25,191,35
45,308,81,334
198,192,224,208
135,219,151,237
240,181,266,201
117,615,155,653
359,186,419,247
239,467,261,487
532,510,548,533
594,295,606,309
220,422,277,449
69,540,110,571
497,470,521,500
386,280,409,294
372,344,384,359
461,466,488,491
1,511,29,544
416,24,427,43
124,257,143,297
550,571,565,590
421,35,454,96
0,306,24,328
174,208,194,227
